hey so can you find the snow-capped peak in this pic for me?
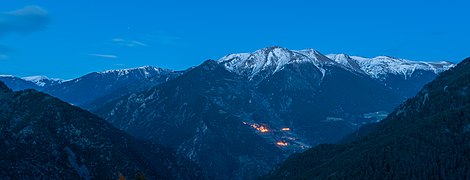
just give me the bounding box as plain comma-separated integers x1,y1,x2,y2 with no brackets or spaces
0,75,14,78
326,53,351,62
98,66,172,78
327,54,455,79
22,76,64,87
219,47,455,81
218,46,334,79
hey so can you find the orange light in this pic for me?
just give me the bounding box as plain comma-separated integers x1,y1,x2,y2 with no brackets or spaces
281,127,290,131
276,141,288,146
245,123,269,133
257,126,269,133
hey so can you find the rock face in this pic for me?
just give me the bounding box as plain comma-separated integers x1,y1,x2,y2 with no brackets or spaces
265,57,470,179
95,47,454,179
0,81,204,179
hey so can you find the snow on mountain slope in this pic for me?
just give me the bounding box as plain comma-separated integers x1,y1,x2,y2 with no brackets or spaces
218,46,335,80
218,47,454,81
41,65,180,107
22,76,64,87
327,54,455,79
98,66,171,78
0,75,14,78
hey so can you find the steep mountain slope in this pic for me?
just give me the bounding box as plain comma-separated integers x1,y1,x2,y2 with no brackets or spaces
1,66,182,108
219,47,334,82
327,53,454,97
95,47,452,179
96,60,286,179
327,54,452,79
83,69,185,110
42,66,177,106
266,57,470,179
0,75,44,91
218,47,451,144
0,75,63,91
0,81,204,179
22,75,64,87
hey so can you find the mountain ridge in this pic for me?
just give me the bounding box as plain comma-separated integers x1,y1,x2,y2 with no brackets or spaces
0,81,205,179
93,48,454,179
218,46,454,82
265,57,470,179
1,46,454,88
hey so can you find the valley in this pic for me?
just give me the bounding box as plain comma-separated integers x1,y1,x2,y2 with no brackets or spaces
0,47,455,179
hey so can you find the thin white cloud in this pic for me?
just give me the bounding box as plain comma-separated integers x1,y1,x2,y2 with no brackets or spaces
112,38,147,47
88,54,118,59
111,38,125,42
130,40,147,47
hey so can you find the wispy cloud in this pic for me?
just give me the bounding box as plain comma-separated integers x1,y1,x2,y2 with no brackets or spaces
0,6,50,37
130,40,147,47
112,38,148,47
88,54,118,59
111,38,125,42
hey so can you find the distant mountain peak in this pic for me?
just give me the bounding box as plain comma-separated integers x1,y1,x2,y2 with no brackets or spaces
218,47,333,80
357,55,454,79
327,53,351,60
199,59,221,70
327,54,455,79
98,65,172,78
22,76,64,87
261,46,289,51
220,47,455,82
0,75,14,78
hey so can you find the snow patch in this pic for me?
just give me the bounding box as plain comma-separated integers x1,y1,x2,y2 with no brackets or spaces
98,66,171,78
22,76,64,87
0,75,14,78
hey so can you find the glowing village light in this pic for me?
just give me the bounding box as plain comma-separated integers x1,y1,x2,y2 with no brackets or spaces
276,141,288,146
281,127,290,131
252,124,269,133
244,122,269,133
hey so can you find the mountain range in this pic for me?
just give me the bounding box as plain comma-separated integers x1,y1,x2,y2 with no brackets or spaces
96,47,453,179
266,57,470,179
1,66,182,107
0,46,456,179
0,81,205,179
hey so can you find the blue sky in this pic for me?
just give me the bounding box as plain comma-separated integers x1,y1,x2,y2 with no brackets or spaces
0,0,469,79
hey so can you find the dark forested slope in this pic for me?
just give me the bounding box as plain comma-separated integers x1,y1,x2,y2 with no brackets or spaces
0,81,204,179
267,57,470,179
